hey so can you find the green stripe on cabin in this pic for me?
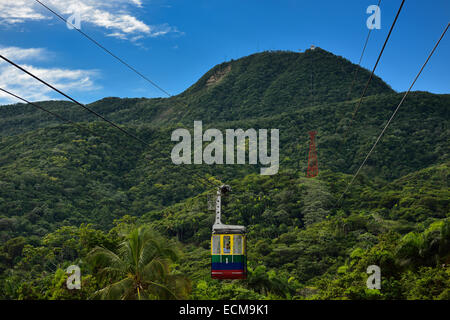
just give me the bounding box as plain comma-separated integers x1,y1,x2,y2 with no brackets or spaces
211,255,246,263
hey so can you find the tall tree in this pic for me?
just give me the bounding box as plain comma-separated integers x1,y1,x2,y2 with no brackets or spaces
88,227,190,299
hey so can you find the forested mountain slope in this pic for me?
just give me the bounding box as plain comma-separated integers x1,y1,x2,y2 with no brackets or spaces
0,49,448,300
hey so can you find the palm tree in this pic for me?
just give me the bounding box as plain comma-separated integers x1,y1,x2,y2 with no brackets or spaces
88,227,190,300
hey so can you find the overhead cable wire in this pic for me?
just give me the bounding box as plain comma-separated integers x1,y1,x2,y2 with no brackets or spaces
336,22,449,206
346,0,382,100
0,54,218,190
0,87,99,137
33,0,173,98
343,0,405,139
0,53,153,148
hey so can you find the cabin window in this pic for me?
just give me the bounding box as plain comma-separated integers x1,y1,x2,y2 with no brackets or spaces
223,236,231,254
212,236,221,254
233,235,243,254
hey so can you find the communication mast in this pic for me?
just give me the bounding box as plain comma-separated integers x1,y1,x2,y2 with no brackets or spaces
307,131,318,178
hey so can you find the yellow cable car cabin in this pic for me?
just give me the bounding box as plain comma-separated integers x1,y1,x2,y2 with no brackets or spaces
210,184,247,279
211,232,247,279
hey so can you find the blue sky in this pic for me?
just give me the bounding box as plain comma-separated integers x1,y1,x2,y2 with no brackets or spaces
0,0,448,105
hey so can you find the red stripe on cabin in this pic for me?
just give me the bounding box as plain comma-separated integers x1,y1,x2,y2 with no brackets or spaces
211,269,247,279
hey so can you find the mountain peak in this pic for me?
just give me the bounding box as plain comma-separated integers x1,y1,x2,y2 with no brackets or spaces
175,48,393,122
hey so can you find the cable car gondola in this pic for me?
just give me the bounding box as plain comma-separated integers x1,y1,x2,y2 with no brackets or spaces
211,185,247,279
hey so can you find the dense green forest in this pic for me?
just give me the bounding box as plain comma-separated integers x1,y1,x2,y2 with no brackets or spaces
0,48,448,299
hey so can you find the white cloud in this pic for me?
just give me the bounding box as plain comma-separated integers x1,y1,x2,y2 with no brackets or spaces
0,46,48,61
106,32,128,40
0,0,49,24
89,10,150,34
0,0,180,40
130,0,143,8
0,46,99,104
